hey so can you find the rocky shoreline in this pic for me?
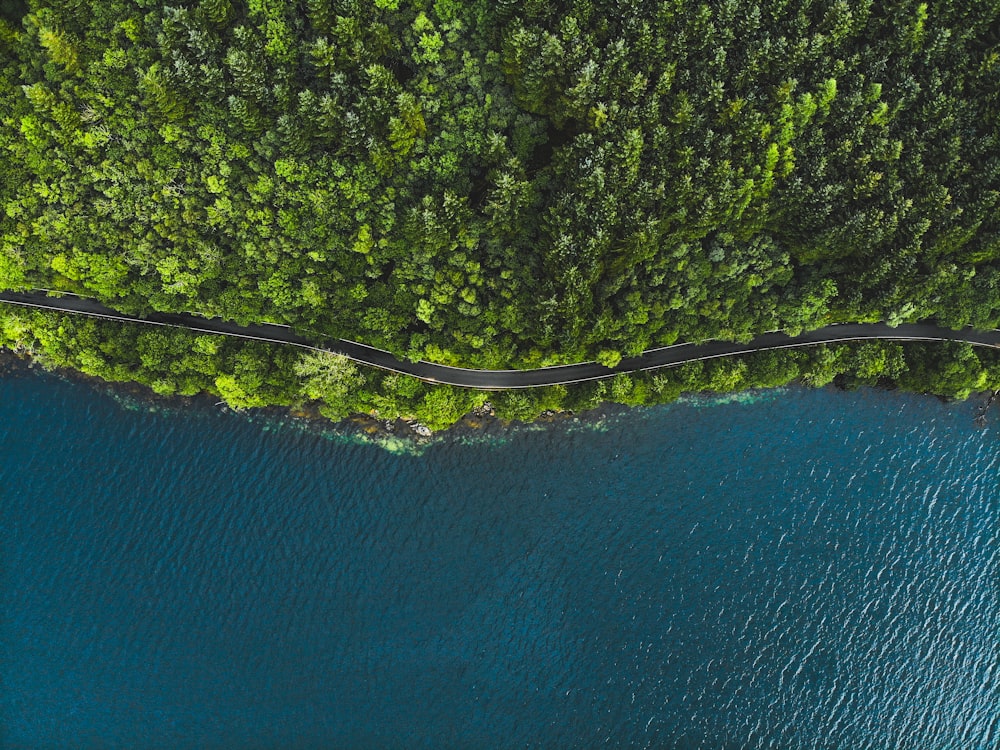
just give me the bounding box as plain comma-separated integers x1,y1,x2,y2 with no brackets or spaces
0,349,588,443
3,348,995,442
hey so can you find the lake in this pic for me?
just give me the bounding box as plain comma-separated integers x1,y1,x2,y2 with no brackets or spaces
1,367,998,749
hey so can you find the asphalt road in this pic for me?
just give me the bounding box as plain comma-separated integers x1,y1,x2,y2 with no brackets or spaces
2,289,999,389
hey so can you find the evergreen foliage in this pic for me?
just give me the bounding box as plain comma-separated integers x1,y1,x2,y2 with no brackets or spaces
2,0,1000,426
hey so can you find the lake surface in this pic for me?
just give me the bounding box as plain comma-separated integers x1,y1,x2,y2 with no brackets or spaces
1,369,998,749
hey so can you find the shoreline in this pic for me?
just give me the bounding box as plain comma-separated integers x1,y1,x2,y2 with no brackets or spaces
0,348,587,443
3,348,993,446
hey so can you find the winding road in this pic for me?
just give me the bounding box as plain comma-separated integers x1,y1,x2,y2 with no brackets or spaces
1,289,999,389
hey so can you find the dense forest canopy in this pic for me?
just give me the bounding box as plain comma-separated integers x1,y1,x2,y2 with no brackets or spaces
1,0,1000,428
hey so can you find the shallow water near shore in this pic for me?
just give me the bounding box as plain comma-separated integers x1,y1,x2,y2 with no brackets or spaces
1,369,998,749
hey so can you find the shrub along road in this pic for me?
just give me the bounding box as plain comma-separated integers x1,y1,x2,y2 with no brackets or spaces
2,289,999,390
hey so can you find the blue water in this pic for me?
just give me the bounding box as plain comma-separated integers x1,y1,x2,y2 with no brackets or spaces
1,370,998,749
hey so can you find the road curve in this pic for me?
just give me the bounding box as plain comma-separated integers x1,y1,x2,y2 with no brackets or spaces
2,289,999,389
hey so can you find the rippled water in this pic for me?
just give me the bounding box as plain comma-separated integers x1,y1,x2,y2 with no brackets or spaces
1,370,998,749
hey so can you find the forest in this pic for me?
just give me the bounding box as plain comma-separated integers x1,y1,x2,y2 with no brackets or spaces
1,0,1000,429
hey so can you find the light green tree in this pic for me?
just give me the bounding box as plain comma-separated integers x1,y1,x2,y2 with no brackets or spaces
294,350,365,416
